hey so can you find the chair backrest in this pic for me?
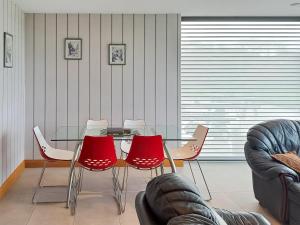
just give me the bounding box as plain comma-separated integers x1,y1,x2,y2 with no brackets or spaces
33,126,52,160
124,120,146,129
184,124,209,158
78,136,117,171
86,119,109,129
125,135,164,169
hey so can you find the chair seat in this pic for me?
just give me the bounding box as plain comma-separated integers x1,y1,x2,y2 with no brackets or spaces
167,146,197,160
47,148,74,161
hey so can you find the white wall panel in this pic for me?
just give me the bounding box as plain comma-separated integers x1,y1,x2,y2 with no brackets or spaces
33,14,45,159
155,15,167,134
24,13,180,159
0,0,25,184
0,0,4,183
78,14,90,128
111,14,123,127
67,14,79,150
144,15,156,127
45,14,57,145
122,14,134,121
100,14,112,124
133,15,145,120
56,14,68,149
89,14,101,120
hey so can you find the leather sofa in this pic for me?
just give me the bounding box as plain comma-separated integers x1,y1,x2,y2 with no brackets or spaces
135,173,270,225
244,119,300,225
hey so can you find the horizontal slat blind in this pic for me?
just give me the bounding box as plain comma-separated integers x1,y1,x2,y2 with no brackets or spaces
181,20,300,159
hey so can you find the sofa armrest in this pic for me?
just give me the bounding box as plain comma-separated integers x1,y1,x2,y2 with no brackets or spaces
244,142,299,181
214,208,270,225
135,192,162,225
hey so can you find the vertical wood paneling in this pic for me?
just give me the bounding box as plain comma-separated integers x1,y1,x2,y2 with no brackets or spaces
122,14,134,121
67,14,79,150
33,14,45,159
7,0,12,173
89,14,101,120
78,14,90,128
2,0,8,178
1,0,25,184
45,14,57,144
133,15,145,120
25,13,34,159
167,14,178,139
111,14,123,126
0,0,3,183
24,13,180,159
12,3,16,168
155,14,167,134
144,15,156,127
100,15,112,124
56,14,68,149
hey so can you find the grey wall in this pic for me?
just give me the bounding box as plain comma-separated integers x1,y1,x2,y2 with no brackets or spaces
0,0,25,185
25,13,180,159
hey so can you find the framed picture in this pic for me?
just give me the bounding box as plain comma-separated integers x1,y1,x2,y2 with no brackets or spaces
4,32,13,68
109,44,126,65
64,38,82,60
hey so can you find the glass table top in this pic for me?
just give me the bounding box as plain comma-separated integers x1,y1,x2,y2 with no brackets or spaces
51,125,196,142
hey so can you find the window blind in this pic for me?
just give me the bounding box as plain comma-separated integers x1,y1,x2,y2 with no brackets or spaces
181,19,300,159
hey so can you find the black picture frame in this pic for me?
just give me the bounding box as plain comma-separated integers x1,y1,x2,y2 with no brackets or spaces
64,38,82,60
4,32,13,68
109,44,126,65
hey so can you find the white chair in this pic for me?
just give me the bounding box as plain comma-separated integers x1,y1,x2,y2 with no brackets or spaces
120,120,146,155
86,119,109,129
84,120,109,136
168,124,212,201
32,126,74,203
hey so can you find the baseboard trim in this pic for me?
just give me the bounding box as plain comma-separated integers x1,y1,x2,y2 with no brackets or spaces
0,161,25,199
24,159,183,168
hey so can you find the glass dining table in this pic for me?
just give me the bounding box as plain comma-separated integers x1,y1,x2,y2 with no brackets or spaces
51,125,196,173
51,125,196,207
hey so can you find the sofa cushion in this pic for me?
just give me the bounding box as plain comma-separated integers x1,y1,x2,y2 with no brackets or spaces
145,173,219,224
272,151,300,174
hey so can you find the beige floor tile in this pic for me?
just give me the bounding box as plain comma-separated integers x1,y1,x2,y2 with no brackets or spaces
27,203,74,225
0,163,282,225
119,192,140,225
0,193,35,225
74,194,120,225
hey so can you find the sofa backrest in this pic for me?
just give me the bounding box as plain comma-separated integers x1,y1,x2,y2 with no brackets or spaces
145,173,220,225
246,119,300,155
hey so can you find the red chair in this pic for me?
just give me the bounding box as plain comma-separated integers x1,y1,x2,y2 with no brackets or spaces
125,135,165,169
69,136,118,215
115,135,165,213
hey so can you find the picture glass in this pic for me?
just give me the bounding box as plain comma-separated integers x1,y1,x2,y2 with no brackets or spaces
109,44,126,65
4,32,13,68
65,39,82,60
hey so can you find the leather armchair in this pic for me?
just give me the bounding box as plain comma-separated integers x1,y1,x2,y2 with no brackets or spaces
244,119,300,225
135,173,270,225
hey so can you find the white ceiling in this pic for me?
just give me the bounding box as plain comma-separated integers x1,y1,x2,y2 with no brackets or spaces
15,0,300,16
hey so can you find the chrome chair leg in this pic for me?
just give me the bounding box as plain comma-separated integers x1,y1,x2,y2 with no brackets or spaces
66,143,81,208
196,160,212,201
32,160,47,203
160,164,164,175
70,169,80,216
78,167,84,193
187,160,197,184
113,165,128,214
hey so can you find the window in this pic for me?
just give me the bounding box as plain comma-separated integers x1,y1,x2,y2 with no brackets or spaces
181,18,300,159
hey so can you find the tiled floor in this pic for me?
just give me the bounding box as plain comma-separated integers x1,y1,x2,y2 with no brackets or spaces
0,162,281,225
